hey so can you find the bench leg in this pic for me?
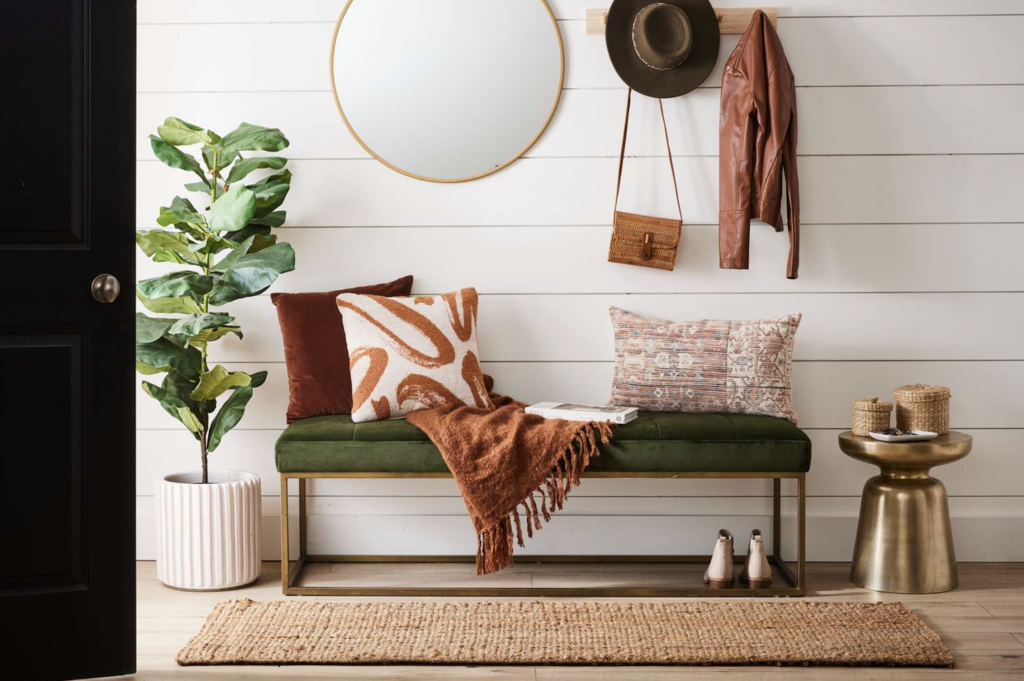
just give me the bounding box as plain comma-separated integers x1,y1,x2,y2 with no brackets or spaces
768,474,806,596
299,478,307,561
798,471,807,594
773,478,782,560
280,474,308,595
280,474,290,592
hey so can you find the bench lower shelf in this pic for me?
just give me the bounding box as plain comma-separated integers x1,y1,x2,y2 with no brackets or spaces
279,472,807,597
281,555,803,597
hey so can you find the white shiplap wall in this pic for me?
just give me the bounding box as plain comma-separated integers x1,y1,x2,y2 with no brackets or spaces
135,0,1024,563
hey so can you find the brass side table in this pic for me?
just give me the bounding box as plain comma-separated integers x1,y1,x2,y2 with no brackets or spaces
838,431,972,594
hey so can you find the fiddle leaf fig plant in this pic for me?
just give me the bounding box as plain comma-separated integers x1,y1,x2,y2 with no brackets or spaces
137,118,295,483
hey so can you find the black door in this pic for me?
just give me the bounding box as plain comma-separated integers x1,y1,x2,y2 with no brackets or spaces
0,1,135,679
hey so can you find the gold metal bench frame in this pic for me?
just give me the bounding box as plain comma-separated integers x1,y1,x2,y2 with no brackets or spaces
280,471,806,597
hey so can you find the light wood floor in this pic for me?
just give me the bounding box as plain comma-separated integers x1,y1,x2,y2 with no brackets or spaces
115,560,1024,680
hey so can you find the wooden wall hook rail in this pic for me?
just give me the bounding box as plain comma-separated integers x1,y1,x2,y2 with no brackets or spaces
586,7,777,36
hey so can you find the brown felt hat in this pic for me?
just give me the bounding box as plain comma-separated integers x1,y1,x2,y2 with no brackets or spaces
606,0,720,98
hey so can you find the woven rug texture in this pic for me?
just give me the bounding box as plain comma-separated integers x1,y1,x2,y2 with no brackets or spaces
177,599,954,667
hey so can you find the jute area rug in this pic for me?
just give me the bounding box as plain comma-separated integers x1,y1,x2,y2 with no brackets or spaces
177,599,953,667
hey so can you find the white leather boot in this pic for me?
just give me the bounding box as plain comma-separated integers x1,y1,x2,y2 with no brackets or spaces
703,529,734,588
739,529,772,588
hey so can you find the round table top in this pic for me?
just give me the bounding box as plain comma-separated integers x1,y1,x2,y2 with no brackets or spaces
838,431,972,470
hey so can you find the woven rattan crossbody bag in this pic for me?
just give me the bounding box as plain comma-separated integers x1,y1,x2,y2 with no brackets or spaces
608,89,682,271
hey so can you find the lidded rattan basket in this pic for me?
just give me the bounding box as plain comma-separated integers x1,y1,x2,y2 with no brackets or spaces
852,397,893,436
894,384,951,434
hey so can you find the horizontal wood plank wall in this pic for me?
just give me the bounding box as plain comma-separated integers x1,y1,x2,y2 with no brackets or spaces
135,0,1024,562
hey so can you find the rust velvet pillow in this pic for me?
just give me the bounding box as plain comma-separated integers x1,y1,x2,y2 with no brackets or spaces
271,275,414,423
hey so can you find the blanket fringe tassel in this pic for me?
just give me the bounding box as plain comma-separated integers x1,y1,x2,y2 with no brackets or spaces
475,421,613,575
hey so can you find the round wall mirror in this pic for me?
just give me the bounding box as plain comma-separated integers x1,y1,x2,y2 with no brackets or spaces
331,0,564,183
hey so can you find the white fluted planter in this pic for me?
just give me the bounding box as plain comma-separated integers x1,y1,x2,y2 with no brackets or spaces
155,470,261,591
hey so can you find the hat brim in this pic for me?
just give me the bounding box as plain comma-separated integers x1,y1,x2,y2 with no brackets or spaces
606,0,720,99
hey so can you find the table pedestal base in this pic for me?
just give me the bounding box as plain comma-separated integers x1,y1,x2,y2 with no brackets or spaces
851,474,958,594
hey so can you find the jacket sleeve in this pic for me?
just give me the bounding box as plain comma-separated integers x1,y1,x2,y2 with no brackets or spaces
719,66,756,270
782,76,800,279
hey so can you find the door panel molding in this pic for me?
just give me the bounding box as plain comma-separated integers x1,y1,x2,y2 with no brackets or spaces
0,332,86,596
0,0,88,249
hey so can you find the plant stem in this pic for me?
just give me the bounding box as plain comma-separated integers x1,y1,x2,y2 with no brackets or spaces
200,431,209,485
199,148,219,484
199,294,210,483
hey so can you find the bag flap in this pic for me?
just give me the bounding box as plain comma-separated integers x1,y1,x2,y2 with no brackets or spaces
610,231,681,249
611,212,681,248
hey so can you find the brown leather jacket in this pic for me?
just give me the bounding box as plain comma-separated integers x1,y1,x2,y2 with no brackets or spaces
719,10,800,279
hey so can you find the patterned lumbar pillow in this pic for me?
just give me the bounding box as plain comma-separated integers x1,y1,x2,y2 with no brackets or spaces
609,307,802,423
336,287,493,423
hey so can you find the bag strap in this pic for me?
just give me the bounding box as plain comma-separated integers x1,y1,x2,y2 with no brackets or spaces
613,88,682,222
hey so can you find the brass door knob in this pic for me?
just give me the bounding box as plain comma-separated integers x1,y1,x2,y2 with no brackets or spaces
91,274,121,303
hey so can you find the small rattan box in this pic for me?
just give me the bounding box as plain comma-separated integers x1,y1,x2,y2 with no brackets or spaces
852,397,893,436
894,384,951,434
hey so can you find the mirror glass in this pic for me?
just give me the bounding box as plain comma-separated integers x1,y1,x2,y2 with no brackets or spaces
331,0,564,182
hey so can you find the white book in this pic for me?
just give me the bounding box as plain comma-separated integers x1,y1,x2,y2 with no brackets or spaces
525,402,639,425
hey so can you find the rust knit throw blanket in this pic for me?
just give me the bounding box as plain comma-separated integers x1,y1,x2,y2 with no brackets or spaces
407,395,613,575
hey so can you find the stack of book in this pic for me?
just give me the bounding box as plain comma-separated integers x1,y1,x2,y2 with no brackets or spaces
525,402,638,425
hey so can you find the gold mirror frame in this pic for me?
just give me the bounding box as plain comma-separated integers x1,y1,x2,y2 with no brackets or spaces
329,0,565,183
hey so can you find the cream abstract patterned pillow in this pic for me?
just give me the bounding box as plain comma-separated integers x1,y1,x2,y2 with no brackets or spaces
336,288,493,423
609,307,802,423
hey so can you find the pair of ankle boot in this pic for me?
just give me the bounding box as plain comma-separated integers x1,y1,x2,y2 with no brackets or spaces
702,529,771,588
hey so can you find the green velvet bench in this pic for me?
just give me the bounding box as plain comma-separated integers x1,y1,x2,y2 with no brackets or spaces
277,411,810,597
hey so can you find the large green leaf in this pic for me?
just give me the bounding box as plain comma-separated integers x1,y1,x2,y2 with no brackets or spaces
142,380,203,436
209,242,295,305
157,196,209,240
187,325,243,350
150,135,208,184
152,248,205,267
248,170,291,199
137,271,214,300
207,185,256,233
207,371,267,452
225,156,287,184
210,235,254,273
157,117,219,146
212,233,281,273
136,360,168,375
244,232,277,253
188,234,236,261
135,229,192,257
136,289,203,315
249,210,286,228
156,206,206,230
185,180,224,199
168,313,234,339
175,407,204,433
136,312,178,344
190,365,252,402
247,170,291,217
226,224,270,243
158,117,203,144
160,218,207,242
161,371,206,424
219,123,289,155
136,338,202,381
171,195,200,213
